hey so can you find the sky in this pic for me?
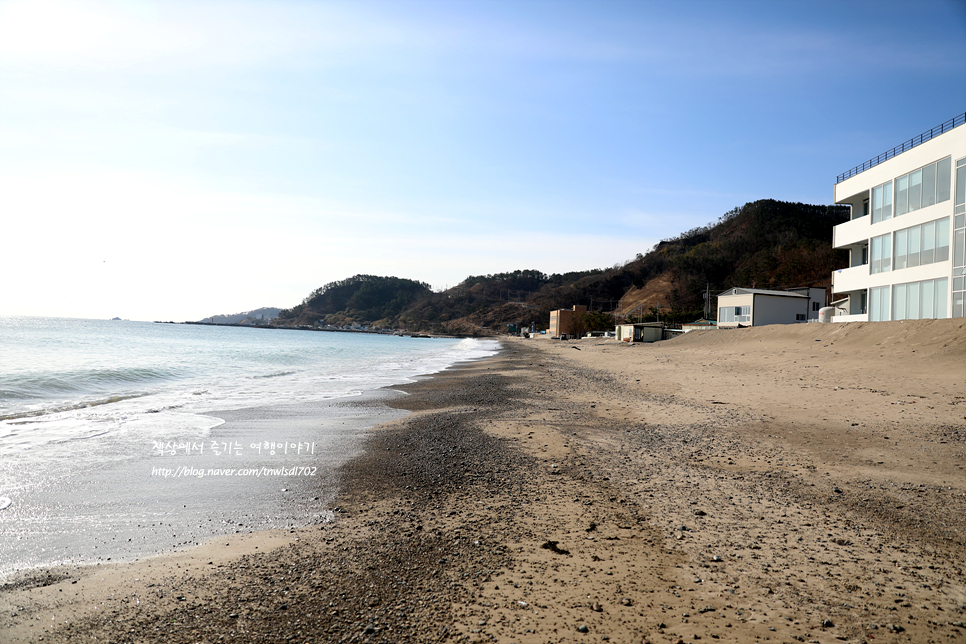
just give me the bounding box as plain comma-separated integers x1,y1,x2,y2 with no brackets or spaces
1,0,964,322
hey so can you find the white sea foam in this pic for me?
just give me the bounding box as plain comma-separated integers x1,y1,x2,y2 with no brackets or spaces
0,318,501,578
0,319,498,455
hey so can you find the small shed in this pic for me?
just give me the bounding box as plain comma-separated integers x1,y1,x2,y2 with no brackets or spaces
615,322,664,343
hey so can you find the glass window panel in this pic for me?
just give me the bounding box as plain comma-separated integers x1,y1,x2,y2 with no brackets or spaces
938,156,952,204
957,214,966,229
922,280,935,319
908,282,920,319
870,287,880,321
936,279,948,319
872,185,882,223
871,235,881,274
955,276,965,292
956,163,966,207
894,229,907,270
893,283,906,320
908,225,921,267
882,233,891,271
896,175,909,216
922,221,936,250
883,181,892,220
954,292,964,319
908,169,922,212
952,227,963,267
935,217,948,262
922,221,935,265
922,163,937,208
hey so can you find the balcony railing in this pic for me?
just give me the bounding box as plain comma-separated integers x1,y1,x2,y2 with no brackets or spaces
836,111,966,184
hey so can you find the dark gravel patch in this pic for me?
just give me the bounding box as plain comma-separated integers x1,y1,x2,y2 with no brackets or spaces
42,354,542,644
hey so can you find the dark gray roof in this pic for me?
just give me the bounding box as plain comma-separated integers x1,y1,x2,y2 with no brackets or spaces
717,287,808,298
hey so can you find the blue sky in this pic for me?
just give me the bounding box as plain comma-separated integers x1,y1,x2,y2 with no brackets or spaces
1,0,964,321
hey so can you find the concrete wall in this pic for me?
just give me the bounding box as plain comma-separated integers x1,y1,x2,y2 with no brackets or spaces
752,294,809,326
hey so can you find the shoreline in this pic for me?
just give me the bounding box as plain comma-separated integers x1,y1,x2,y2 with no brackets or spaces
0,390,408,583
2,321,965,643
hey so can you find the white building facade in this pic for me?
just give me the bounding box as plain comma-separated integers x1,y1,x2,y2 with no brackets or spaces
717,287,825,329
831,113,966,322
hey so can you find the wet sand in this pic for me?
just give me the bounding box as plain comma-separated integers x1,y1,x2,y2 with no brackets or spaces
2,319,965,643
0,395,405,580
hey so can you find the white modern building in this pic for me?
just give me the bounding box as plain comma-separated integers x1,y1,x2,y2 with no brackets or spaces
831,113,966,322
717,287,825,329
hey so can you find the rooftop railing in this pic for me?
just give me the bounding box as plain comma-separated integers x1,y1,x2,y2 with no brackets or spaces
836,111,966,184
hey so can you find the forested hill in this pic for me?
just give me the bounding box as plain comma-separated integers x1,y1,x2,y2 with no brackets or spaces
199,307,281,325
611,199,849,317
276,275,432,327
274,199,849,334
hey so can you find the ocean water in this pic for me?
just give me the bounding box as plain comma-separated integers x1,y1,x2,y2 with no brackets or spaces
0,317,499,578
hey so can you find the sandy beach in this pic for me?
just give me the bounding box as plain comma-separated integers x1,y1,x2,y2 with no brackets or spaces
2,319,965,643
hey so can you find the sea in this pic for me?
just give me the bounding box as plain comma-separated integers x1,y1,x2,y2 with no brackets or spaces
0,316,500,579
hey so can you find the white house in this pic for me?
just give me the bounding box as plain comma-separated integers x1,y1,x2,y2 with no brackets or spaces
830,113,966,322
717,287,825,329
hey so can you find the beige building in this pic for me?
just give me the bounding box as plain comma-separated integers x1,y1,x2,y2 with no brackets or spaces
549,305,587,339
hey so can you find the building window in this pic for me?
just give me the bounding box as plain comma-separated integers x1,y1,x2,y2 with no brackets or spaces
894,157,951,217
812,301,820,312
870,232,892,274
893,217,950,271
870,286,891,321
954,174,966,319
955,157,966,216
894,228,908,270
954,276,965,318
872,181,893,223
796,313,806,321
718,305,750,324
892,278,948,320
